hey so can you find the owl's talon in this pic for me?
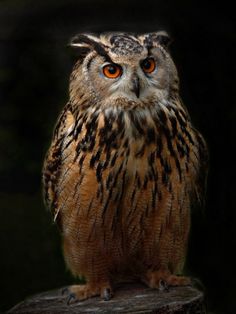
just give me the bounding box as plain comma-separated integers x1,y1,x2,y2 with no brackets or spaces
159,279,169,292
61,287,69,295
102,287,112,301
65,283,112,301
67,293,77,305
145,269,191,289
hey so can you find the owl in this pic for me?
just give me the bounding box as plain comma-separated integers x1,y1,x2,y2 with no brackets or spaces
43,31,208,304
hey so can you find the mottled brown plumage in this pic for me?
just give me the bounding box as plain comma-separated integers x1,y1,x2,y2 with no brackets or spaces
43,31,208,303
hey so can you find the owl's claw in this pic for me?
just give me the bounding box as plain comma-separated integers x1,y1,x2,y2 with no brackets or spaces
102,287,112,301
61,287,69,295
67,293,77,305
64,283,112,303
159,279,169,292
144,269,191,290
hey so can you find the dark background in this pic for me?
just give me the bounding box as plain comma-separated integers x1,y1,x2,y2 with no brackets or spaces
0,0,235,313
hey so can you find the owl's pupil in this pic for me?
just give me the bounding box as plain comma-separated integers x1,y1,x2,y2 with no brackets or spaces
108,66,116,74
143,60,151,69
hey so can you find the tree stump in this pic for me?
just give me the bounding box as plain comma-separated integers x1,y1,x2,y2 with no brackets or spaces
7,283,206,314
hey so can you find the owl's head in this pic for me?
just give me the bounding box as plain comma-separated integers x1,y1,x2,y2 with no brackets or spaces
69,31,179,107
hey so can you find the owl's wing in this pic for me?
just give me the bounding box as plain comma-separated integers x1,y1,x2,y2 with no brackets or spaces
42,102,74,222
192,128,209,207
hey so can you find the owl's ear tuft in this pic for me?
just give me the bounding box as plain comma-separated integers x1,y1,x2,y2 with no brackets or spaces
68,33,110,61
68,34,96,58
143,31,171,49
155,31,171,48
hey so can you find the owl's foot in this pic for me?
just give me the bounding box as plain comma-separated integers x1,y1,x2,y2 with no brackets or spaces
65,283,113,304
144,269,191,291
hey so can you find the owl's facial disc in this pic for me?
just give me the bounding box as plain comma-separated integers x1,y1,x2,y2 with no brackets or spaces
84,42,172,104
98,57,158,100
69,32,178,105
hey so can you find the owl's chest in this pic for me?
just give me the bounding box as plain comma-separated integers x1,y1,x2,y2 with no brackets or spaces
63,107,191,198
58,107,194,240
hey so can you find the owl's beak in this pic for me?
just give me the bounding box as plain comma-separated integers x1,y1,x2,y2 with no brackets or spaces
131,76,140,98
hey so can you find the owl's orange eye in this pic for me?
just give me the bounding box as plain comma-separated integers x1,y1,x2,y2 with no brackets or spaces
141,58,156,74
103,64,122,79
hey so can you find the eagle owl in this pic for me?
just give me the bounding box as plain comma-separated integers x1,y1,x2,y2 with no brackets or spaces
43,31,208,304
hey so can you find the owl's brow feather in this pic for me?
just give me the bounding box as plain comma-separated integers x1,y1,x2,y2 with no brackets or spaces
71,34,112,62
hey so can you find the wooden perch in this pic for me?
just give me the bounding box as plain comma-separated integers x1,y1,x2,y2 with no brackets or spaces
7,283,206,313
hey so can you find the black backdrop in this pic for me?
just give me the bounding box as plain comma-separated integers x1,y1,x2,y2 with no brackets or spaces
0,1,235,313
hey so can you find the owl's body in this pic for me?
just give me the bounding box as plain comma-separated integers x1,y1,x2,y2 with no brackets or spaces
43,32,208,302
